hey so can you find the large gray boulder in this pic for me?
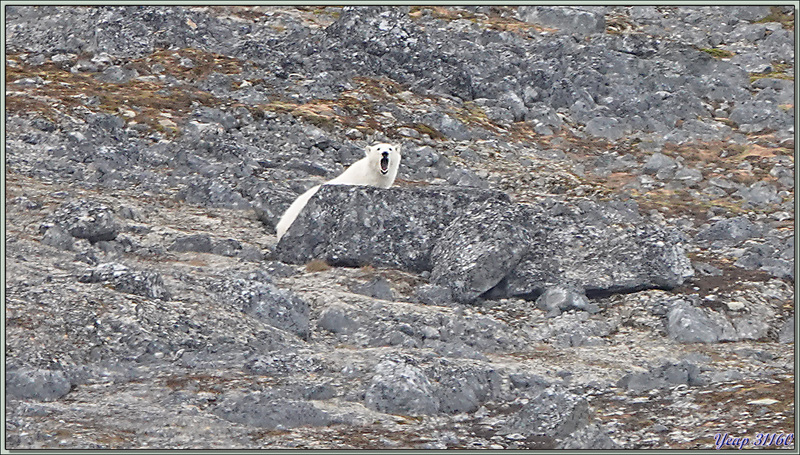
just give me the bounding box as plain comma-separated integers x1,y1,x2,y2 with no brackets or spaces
275,186,693,304
432,198,693,302
503,207,694,299
274,185,509,272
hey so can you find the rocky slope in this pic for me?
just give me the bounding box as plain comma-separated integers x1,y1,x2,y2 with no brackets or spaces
4,6,795,449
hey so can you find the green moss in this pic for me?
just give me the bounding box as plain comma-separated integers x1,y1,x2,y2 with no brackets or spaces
700,48,735,59
410,123,446,140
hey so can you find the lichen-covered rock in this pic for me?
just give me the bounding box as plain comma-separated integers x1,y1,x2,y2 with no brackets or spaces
665,301,737,343
517,6,606,36
41,224,74,250
317,304,360,334
507,220,693,299
364,358,440,416
213,391,339,429
430,200,533,303
49,199,119,242
432,199,693,302
414,283,454,306
350,277,394,301
215,277,310,340
79,262,171,300
696,216,762,245
6,368,72,401
617,360,706,392
426,359,501,414
535,285,597,318
278,186,692,304
501,387,591,442
274,185,509,272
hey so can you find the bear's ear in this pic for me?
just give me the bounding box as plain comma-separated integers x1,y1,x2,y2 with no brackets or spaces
365,144,376,156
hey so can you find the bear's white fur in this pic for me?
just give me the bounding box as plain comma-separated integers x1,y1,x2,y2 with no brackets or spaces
275,143,401,241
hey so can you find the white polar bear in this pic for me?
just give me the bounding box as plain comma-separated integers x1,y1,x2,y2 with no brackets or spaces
275,143,401,241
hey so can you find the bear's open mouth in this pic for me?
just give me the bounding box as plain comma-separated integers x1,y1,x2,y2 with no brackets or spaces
380,153,389,174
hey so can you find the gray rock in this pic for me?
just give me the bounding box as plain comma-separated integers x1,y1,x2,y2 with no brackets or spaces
351,277,394,301
729,100,792,133
278,186,691,303
169,234,213,253
431,200,533,303
414,283,454,306
508,372,550,391
735,181,781,206
779,317,794,344
303,382,337,401
422,112,472,141
365,358,440,416
95,65,138,83
275,185,509,272
213,392,338,429
244,352,322,376
428,360,501,414
584,117,625,141
41,224,74,250
536,286,598,317
531,311,615,347
693,262,723,277
498,91,528,121
558,423,619,449
666,301,729,343
49,199,119,242
642,152,677,177
731,53,772,73
696,216,760,244
79,262,171,300
501,387,591,441
216,277,310,339
731,309,771,341
617,360,705,392
177,180,251,210
504,204,693,299
673,167,703,185
210,238,243,257
317,304,359,334
6,368,72,401
517,6,605,36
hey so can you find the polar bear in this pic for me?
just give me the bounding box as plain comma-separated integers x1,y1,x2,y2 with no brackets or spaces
275,143,401,241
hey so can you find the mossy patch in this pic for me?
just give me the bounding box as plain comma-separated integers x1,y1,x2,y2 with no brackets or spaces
749,63,794,83
699,48,735,59
754,6,795,30
6,48,244,137
305,259,331,272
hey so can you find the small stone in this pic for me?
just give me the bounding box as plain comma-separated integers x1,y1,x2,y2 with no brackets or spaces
779,317,794,344
41,225,74,251
6,368,71,401
414,283,454,306
351,277,394,301
317,304,359,334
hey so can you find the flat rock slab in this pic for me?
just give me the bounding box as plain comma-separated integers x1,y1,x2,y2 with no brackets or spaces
274,185,509,272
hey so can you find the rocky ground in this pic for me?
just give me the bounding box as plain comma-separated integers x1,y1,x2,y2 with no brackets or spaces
4,5,796,450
